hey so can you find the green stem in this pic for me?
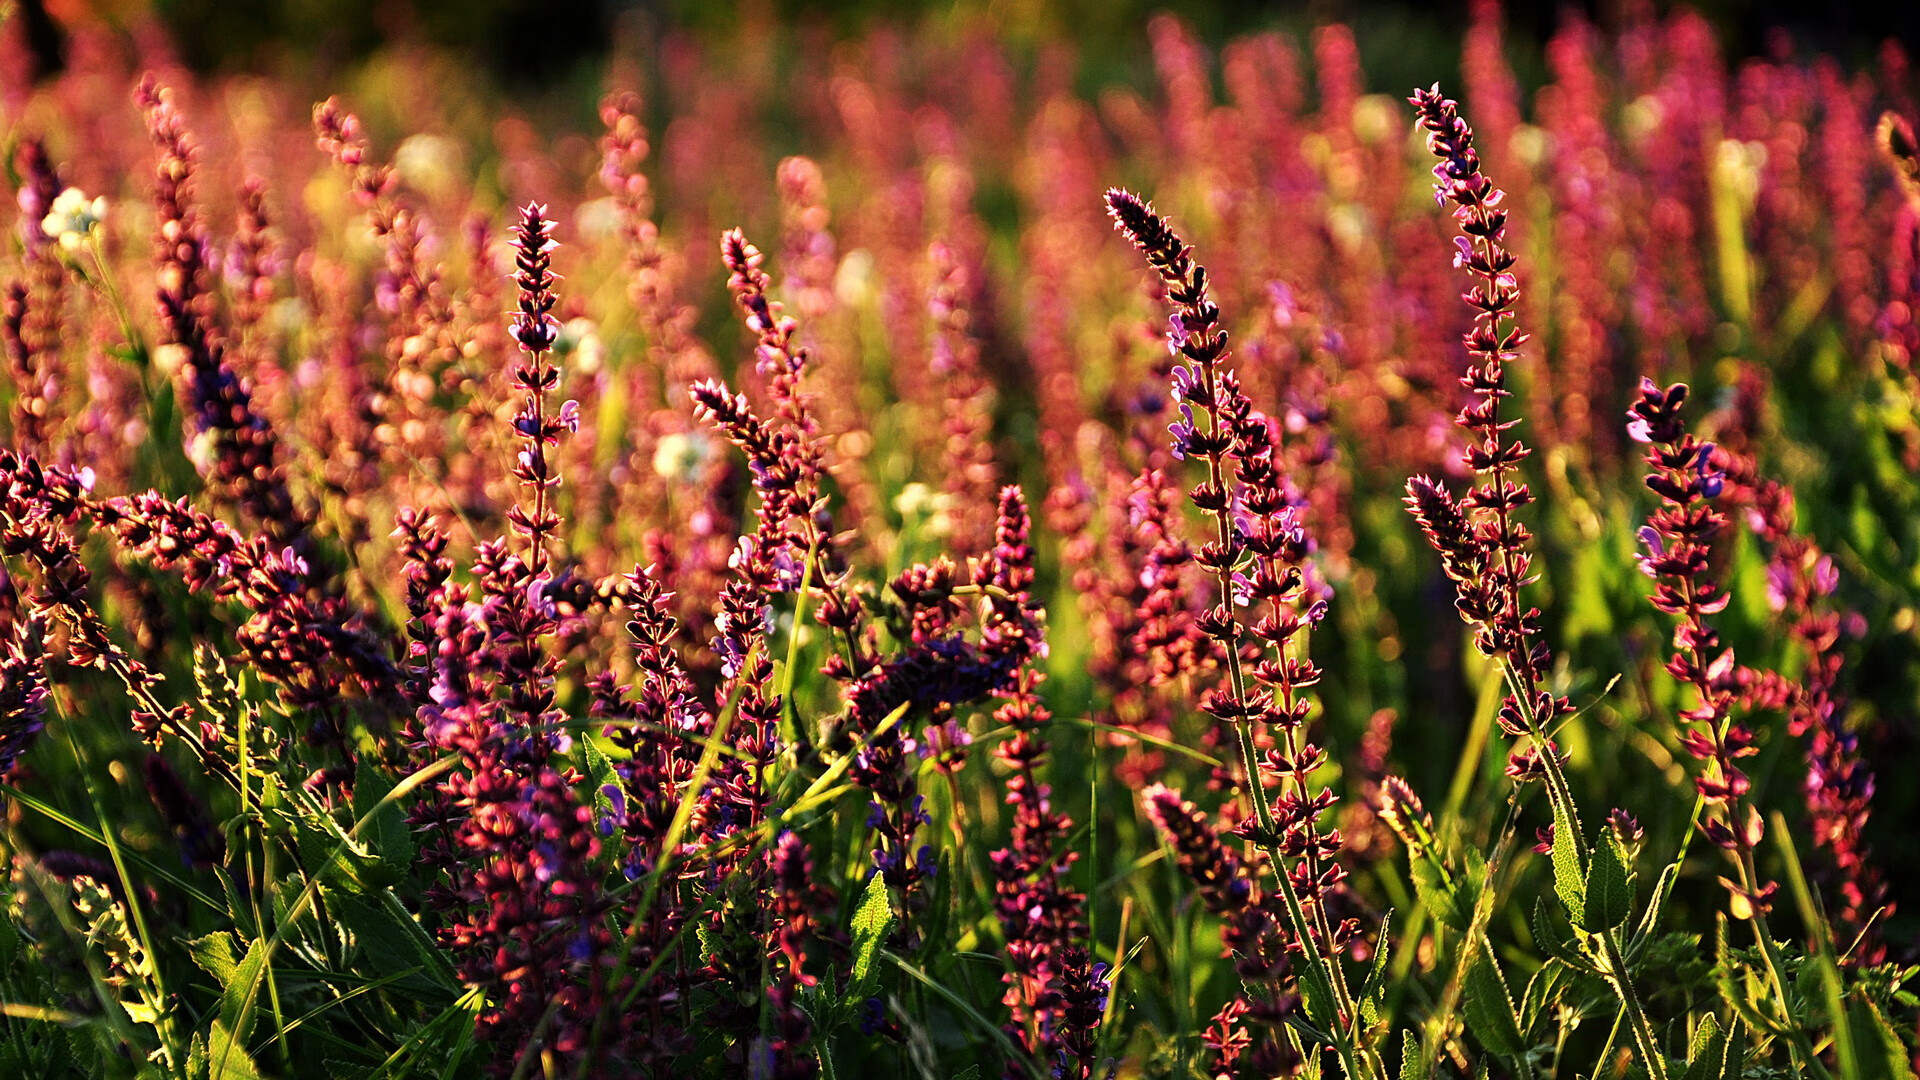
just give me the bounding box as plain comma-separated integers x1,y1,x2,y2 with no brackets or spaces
1186,336,1375,1080
1736,847,1829,1080
1500,665,1671,1080
64,729,181,1075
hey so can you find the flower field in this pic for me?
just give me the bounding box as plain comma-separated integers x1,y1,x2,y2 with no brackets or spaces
0,4,1916,1078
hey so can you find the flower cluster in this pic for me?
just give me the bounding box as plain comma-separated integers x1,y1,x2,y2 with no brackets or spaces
1713,400,1888,961
1402,87,1572,765
983,487,1100,1068
1142,785,1300,1079
137,76,308,551
0,20,1913,1079
1109,187,1363,1072
1627,378,1785,928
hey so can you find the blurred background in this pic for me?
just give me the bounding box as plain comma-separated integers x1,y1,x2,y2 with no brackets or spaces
13,0,1920,110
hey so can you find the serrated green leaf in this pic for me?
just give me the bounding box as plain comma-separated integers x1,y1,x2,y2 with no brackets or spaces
1682,1013,1723,1080
582,740,618,818
1719,1017,1745,1080
1549,799,1587,926
187,931,243,985
288,809,383,895
351,768,413,881
1399,1028,1425,1080
1532,898,1587,968
1848,995,1920,1080
848,874,895,998
1631,862,1679,953
1296,959,1338,1030
207,1019,264,1080
333,893,456,997
1411,853,1469,931
214,868,257,938
1583,835,1634,932
1461,948,1526,1059
217,938,269,1048
1359,911,1393,1033
189,1028,209,1079
1521,959,1576,1036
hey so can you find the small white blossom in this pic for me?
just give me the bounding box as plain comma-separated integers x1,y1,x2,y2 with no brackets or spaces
556,317,606,374
652,431,713,481
42,187,107,251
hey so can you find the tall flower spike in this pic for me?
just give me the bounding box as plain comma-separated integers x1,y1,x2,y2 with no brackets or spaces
1627,379,1773,914
507,203,566,578
1412,87,1674,1080
1716,430,1889,963
1404,85,1555,710
138,76,308,551
1109,188,1371,1080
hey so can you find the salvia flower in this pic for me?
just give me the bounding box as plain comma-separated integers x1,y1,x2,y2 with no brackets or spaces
137,75,310,551
1714,410,1889,963
1109,187,1366,1074
986,490,1090,1066
1142,784,1300,1073
1412,87,1676,1080
1403,87,1565,733
0,613,49,780
1627,378,1776,918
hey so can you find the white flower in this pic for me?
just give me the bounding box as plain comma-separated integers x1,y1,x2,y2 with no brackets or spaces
556,317,605,374
652,431,713,481
42,187,107,251
892,482,953,537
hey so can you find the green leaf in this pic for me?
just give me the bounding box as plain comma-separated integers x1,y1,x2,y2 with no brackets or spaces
847,874,895,1001
1410,852,1469,932
582,740,619,820
1720,1017,1745,1080
206,1019,265,1080
332,893,457,997
187,931,244,986
351,768,414,881
1460,947,1526,1059
217,938,269,1048
1582,835,1634,932
289,809,382,895
215,869,257,938
1398,1028,1425,1080
1296,959,1338,1031
1631,862,1679,953
1548,799,1587,927
1531,898,1585,968
188,1028,208,1079
1521,959,1576,1036
1358,911,1393,1033
1682,1013,1724,1080
1847,995,1920,1080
